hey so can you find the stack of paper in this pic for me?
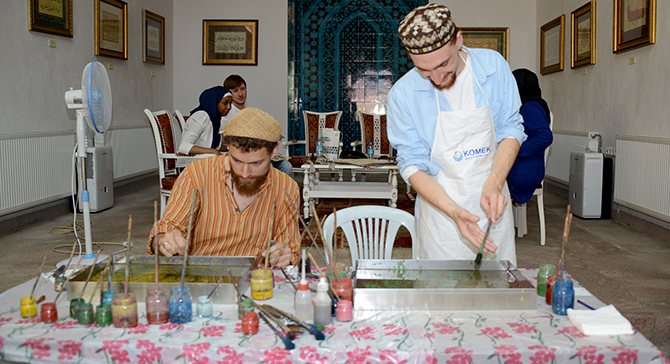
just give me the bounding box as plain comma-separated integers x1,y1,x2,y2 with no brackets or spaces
567,305,634,336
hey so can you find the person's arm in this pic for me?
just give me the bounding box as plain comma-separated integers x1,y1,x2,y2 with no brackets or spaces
517,103,553,158
178,112,218,155
481,138,520,224
187,145,221,156
266,182,301,268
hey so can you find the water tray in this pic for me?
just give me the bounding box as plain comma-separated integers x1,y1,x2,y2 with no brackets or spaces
354,260,536,311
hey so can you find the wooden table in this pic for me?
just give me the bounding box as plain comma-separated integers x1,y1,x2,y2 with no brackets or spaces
301,161,399,218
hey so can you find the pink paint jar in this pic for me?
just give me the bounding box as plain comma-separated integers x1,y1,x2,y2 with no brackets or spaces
335,299,353,322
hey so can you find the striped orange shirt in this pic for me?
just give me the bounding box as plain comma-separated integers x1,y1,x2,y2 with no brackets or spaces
146,154,301,263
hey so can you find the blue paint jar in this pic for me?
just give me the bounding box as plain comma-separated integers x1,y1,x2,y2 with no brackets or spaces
169,286,192,324
552,279,575,315
102,290,116,306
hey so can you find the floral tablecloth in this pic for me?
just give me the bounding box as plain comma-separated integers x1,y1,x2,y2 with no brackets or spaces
0,268,666,364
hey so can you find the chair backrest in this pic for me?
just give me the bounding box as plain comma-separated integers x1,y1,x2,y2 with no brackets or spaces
174,110,188,133
322,205,417,266
302,110,342,156
356,111,391,157
145,109,177,178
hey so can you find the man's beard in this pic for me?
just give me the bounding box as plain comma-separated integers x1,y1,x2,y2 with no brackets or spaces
231,167,269,197
431,71,457,90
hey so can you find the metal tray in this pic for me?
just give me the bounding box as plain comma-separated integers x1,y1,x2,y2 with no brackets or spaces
67,255,253,304
353,260,536,311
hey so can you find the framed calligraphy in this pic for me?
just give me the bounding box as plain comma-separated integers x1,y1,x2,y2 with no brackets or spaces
571,1,596,69
95,0,127,60
28,0,73,37
540,15,565,75
461,28,509,61
613,0,656,53
142,9,165,64
203,20,258,65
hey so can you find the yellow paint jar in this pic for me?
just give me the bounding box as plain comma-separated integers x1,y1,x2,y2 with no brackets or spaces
20,297,37,318
250,269,273,300
112,293,138,328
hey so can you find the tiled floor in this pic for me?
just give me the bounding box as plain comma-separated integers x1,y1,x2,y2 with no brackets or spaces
0,176,668,357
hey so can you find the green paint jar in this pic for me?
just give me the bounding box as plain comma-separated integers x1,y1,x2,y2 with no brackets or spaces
95,304,112,326
77,302,94,325
238,298,254,319
70,298,84,319
537,264,557,297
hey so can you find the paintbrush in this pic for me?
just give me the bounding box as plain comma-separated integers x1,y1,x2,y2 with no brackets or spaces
310,202,340,283
227,268,241,300
123,215,132,298
30,250,49,299
558,206,573,282
153,201,160,294
279,268,297,292
180,191,199,290
207,276,224,300
53,256,83,304
261,304,325,340
307,252,341,301
258,311,295,350
264,196,278,270
78,254,100,299
88,269,104,303
254,302,297,340
474,217,492,266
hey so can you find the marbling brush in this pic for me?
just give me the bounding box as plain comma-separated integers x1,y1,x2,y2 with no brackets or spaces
180,191,198,290
78,254,100,299
153,201,160,294
123,215,132,298
29,250,49,299
309,202,340,283
53,257,83,304
558,205,573,282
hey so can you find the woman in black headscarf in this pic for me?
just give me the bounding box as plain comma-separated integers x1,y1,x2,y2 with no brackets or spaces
178,86,232,156
507,69,554,204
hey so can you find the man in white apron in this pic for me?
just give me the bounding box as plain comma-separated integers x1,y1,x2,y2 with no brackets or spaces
387,4,527,266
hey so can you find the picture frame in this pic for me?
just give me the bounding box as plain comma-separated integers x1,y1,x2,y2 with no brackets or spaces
540,15,565,75
461,28,509,61
571,1,596,69
95,0,128,60
28,0,73,37
202,20,258,65
142,9,165,65
613,0,656,53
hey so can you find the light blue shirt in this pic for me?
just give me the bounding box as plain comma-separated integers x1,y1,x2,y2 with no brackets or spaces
387,46,526,180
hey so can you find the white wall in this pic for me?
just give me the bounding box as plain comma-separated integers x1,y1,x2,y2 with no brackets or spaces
172,0,288,129
537,0,670,149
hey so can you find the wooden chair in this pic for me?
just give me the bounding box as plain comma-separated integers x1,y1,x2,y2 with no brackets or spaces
351,111,392,157
284,110,343,168
174,110,188,133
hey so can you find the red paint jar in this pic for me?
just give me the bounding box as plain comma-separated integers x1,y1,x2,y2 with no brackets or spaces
335,299,353,322
545,274,556,305
241,311,259,335
40,303,58,323
330,278,353,302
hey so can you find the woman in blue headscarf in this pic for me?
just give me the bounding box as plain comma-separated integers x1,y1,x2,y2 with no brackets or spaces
178,86,232,156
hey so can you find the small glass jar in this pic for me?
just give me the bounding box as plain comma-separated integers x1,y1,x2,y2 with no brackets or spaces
20,297,37,318
169,286,192,324
335,299,353,322
238,298,255,319
54,275,67,292
537,264,557,297
146,287,169,324
77,302,94,325
95,304,112,326
552,279,575,315
196,295,213,318
40,302,58,323
69,298,84,319
250,269,273,300
102,290,116,307
241,311,259,335
330,278,353,302
112,292,138,328
545,274,556,305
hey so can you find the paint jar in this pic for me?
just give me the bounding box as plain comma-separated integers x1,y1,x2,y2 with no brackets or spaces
552,279,575,315
335,299,353,322
145,287,169,324
95,304,112,326
545,275,556,305
54,275,67,292
169,286,192,324
40,302,58,323
197,296,213,318
250,269,273,300
537,264,557,297
20,297,37,318
238,298,254,319
69,298,84,319
112,293,138,328
102,290,116,307
77,302,94,325
241,311,259,335
330,278,353,302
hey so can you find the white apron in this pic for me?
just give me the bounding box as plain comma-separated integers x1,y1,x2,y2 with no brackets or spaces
416,58,516,266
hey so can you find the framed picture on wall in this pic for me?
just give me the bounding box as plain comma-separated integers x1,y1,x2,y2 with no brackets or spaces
613,0,656,53
95,0,128,60
142,9,165,64
203,20,258,65
571,1,596,69
28,0,73,37
540,15,565,75
461,28,509,61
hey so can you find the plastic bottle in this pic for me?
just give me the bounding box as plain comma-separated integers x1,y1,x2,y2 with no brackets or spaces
315,138,323,158
294,249,313,322
367,142,374,159
313,277,331,326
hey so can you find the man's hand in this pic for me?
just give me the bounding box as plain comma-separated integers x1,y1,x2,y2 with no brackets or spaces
452,208,497,253
480,182,507,224
265,242,292,269
155,229,187,257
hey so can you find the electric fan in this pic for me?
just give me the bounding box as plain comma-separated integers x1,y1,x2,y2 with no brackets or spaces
62,61,113,267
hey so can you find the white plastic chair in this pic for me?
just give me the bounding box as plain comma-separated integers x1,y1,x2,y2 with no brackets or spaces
516,111,553,246
322,205,417,266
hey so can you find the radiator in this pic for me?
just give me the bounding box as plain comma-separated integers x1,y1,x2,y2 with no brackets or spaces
545,131,592,185
614,135,670,223
0,132,74,216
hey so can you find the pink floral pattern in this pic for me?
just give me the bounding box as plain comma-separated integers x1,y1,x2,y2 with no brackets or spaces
559,326,588,338
52,320,78,330
577,345,604,364
23,338,51,360
444,346,473,364
528,345,556,364
217,346,243,364
433,323,461,334
383,324,407,336
347,346,372,363
508,323,537,334
200,325,226,337
182,342,211,364
350,326,375,340
57,340,82,360
609,346,639,364
136,340,162,364
495,345,523,364
263,346,291,363
0,317,12,328
100,340,131,364
129,324,151,334
481,327,513,339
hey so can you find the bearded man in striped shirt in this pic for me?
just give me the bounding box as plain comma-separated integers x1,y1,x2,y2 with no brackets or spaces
148,108,300,268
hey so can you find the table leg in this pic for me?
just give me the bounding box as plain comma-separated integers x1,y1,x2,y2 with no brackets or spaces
351,170,357,182
390,170,398,208
303,169,311,218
